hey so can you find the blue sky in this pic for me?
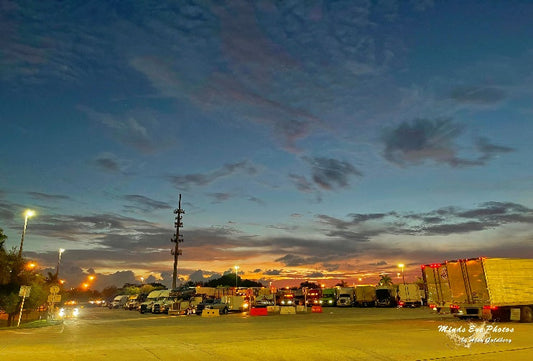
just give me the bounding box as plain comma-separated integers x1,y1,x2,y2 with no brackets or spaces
1,0,532,290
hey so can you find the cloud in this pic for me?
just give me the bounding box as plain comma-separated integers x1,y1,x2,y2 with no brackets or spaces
168,161,257,190
247,196,265,206
319,201,533,239
289,174,315,193
381,118,514,167
93,153,123,173
304,157,363,190
27,192,70,201
450,86,506,105
263,269,282,276
207,192,233,204
122,195,171,213
475,137,514,163
77,105,172,154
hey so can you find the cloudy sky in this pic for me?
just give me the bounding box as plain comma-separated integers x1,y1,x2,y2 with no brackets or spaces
1,0,532,290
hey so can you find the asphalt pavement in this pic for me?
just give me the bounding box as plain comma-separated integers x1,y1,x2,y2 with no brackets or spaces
1,306,532,361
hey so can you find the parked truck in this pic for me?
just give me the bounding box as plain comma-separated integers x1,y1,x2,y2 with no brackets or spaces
354,285,376,307
336,287,354,307
375,286,397,307
221,295,249,312
110,295,129,309
152,290,172,314
446,257,533,322
319,288,336,306
397,283,422,308
421,262,453,313
139,290,165,314
306,288,322,306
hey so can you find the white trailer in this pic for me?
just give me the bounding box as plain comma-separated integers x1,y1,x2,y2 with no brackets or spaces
446,257,533,322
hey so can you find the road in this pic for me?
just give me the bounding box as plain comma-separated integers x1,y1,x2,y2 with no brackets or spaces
1,306,532,360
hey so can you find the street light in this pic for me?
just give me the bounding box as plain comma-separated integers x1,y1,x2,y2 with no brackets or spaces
18,209,35,258
234,265,239,288
56,248,65,279
398,264,405,284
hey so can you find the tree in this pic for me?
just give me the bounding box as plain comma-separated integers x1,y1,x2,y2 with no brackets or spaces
300,281,319,289
378,274,393,287
45,271,59,284
335,280,348,287
0,234,45,326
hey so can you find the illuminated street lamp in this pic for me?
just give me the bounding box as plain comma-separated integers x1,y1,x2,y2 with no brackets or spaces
140,277,144,284
18,209,35,258
56,248,65,279
398,264,405,284
234,265,239,288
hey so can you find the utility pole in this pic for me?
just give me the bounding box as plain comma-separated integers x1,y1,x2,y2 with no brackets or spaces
171,194,184,290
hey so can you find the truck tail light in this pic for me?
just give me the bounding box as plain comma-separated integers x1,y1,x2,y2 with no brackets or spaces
450,304,460,310
483,305,498,310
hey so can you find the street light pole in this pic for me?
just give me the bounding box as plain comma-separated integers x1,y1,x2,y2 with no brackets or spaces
18,210,35,258
56,248,65,279
398,264,405,284
234,265,239,288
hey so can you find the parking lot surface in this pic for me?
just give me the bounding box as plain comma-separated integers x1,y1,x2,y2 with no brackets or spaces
1,306,532,360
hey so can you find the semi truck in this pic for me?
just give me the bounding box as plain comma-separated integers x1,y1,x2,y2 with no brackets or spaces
306,288,322,306
336,287,355,307
421,262,453,313
319,288,336,306
446,257,533,322
354,285,376,307
139,290,164,314
397,283,422,308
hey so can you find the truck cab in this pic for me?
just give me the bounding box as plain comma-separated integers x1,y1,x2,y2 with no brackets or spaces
319,288,336,306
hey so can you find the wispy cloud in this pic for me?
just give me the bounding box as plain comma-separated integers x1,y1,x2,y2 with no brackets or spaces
122,195,171,213
305,157,363,190
27,192,70,201
168,161,257,190
81,106,163,154
382,118,514,167
450,86,506,105
93,153,124,173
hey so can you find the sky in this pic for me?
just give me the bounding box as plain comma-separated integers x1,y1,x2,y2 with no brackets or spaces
1,0,532,291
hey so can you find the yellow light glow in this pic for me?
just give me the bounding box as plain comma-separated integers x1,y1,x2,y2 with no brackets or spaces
25,210,35,218
88,275,95,281
398,263,404,268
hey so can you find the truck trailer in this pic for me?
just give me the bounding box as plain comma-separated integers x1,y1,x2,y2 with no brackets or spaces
397,283,421,308
446,257,533,322
421,262,453,313
354,285,376,307
375,286,396,307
